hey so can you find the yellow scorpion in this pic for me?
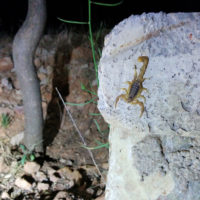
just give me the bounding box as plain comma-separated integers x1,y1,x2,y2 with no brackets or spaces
115,56,149,117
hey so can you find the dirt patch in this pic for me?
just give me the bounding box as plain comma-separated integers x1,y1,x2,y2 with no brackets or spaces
0,30,108,199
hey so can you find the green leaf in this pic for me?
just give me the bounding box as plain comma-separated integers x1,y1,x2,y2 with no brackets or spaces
30,154,35,161
19,144,26,153
1,113,11,128
81,83,86,90
20,155,26,166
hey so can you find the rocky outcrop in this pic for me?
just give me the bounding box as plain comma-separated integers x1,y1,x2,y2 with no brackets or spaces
98,12,200,200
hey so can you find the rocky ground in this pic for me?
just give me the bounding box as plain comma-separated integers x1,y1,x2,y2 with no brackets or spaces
0,30,109,200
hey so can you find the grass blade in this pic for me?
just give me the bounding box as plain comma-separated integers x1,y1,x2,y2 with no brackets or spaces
93,119,102,134
89,113,101,116
81,83,97,95
65,97,97,106
92,0,123,7
58,17,88,25
82,142,109,150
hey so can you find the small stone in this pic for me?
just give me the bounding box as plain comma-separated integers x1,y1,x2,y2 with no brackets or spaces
37,182,49,191
53,191,71,200
4,173,12,179
47,167,60,183
23,161,40,174
1,191,10,199
49,173,60,183
1,77,14,90
66,160,73,166
10,188,22,199
10,132,24,146
46,65,53,74
96,189,103,196
58,166,82,184
0,57,13,72
38,72,47,84
53,182,67,191
59,158,67,164
86,187,94,195
34,171,47,182
34,57,41,68
46,166,56,175
12,78,20,90
15,177,32,191
101,163,109,170
38,66,47,74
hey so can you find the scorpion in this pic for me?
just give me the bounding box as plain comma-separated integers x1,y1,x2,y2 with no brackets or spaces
115,56,149,117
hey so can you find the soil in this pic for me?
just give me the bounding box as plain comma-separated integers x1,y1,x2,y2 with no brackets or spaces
0,30,109,200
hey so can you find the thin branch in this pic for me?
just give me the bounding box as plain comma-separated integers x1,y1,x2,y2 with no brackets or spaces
55,87,105,184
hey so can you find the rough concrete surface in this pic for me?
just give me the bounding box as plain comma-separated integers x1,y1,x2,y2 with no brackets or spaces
98,12,200,200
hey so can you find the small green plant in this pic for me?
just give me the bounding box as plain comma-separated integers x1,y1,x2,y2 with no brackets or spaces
93,119,110,135
19,144,35,166
58,0,123,86
1,113,11,128
58,1,122,151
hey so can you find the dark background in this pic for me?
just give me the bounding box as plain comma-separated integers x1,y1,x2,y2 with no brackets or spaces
0,0,200,34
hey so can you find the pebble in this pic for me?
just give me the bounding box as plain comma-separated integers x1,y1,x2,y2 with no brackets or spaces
24,161,41,174
1,191,10,199
0,57,13,72
53,191,69,200
34,171,47,182
49,172,60,183
1,77,14,90
86,187,94,195
34,57,41,68
58,166,82,183
4,173,12,179
37,182,49,191
15,177,32,191
10,132,24,146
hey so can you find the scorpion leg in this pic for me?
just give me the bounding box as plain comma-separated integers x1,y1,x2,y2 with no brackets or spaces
130,99,144,117
139,95,146,103
140,77,151,82
125,81,132,85
141,87,149,93
121,88,128,94
115,94,127,108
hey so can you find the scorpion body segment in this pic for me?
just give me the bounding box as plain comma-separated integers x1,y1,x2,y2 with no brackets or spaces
128,80,140,102
115,56,149,117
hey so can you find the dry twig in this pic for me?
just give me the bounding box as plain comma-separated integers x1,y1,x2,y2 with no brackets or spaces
55,87,105,184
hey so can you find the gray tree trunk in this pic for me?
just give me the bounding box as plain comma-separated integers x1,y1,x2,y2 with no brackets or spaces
13,0,46,152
